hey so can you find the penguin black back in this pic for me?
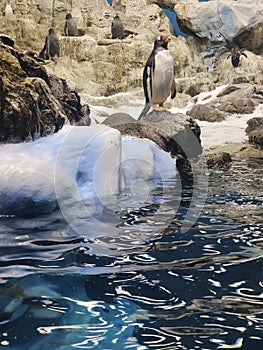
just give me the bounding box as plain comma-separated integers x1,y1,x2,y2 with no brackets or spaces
39,28,60,60
111,15,125,39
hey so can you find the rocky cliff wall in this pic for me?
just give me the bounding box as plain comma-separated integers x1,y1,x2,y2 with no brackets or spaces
1,0,263,98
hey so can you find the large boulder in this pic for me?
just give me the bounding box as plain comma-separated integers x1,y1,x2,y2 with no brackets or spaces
0,41,86,142
172,0,263,52
103,110,202,169
148,0,263,73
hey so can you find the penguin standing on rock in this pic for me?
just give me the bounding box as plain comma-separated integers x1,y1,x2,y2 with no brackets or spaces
64,13,78,37
138,35,176,120
39,28,60,62
111,15,134,39
111,15,125,39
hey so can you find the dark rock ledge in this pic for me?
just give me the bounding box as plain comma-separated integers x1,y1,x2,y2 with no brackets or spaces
103,111,203,172
0,40,87,143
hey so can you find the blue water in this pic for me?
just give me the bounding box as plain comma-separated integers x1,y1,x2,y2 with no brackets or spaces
0,159,262,349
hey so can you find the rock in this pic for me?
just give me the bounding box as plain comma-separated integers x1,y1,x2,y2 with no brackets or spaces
205,152,232,168
172,0,263,53
215,84,263,114
175,72,215,97
248,128,263,147
0,34,14,47
187,103,226,122
0,41,87,143
246,117,263,147
216,50,263,85
246,117,263,134
103,110,202,168
204,143,263,163
188,84,263,123
151,0,263,74
47,74,84,125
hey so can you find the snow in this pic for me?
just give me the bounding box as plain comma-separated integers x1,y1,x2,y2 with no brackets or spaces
87,86,263,151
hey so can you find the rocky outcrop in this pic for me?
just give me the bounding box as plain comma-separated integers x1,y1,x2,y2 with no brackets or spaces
187,104,226,122
205,152,232,168
0,41,86,142
147,0,263,73
103,110,202,169
187,84,263,123
1,0,262,99
246,117,263,147
171,0,263,52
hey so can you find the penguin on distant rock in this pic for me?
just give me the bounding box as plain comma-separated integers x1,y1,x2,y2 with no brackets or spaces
39,28,60,62
227,45,247,68
111,14,125,39
64,13,78,37
111,14,134,39
138,35,176,120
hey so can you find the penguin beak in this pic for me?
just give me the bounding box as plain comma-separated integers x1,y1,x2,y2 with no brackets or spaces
164,37,171,43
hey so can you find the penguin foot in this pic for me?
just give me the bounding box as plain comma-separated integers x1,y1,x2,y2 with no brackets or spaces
153,106,166,111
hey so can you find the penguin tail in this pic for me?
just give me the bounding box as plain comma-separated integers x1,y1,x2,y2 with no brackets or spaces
171,79,176,99
138,103,151,120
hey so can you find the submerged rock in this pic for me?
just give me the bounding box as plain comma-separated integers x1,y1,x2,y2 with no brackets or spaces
205,152,232,169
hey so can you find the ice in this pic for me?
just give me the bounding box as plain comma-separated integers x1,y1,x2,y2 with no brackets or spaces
0,125,176,219
0,125,121,217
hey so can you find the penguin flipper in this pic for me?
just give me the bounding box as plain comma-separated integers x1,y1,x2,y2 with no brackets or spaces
138,103,151,120
171,79,176,99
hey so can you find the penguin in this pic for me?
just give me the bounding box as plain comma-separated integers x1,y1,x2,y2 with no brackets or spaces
64,13,78,37
111,15,125,39
39,28,60,61
138,35,176,120
227,46,247,68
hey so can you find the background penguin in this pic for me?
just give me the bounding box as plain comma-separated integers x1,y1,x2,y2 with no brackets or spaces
138,35,176,120
227,46,247,67
111,14,134,39
64,13,78,37
39,28,60,61
111,15,125,39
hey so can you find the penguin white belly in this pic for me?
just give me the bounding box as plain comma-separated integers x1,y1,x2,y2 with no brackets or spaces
151,50,174,105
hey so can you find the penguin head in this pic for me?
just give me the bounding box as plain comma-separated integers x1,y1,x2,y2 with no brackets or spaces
113,14,122,22
48,28,55,35
66,13,73,20
154,35,171,50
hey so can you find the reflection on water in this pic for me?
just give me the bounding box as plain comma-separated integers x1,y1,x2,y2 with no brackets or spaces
0,161,262,349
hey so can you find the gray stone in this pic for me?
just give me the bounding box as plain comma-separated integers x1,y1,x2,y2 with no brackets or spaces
246,117,263,147
205,152,232,168
187,104,226,122
103,110,202,162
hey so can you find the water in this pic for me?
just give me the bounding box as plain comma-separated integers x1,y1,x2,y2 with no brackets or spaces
0,160,262,349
